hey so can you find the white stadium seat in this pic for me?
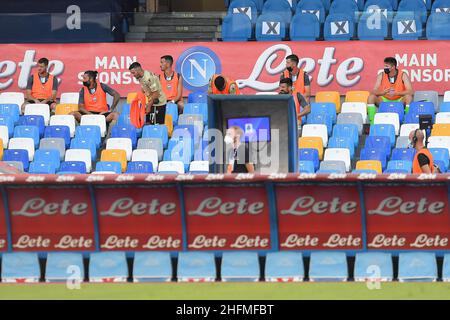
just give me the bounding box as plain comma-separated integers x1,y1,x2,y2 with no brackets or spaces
0,92,25,109
0,126,9,148
65,149,92,173
60,92,79,104
341,102,368,124
399,123,419,137
302,124,328,147
80,115,107,137
427,136,450,155
106,138,133,161
91,171,116,175
436,112,450,124
189,160,209,173
24,104,50,125
158,161,185,174
374,112,400,135
131,149,158,172
443,91,450,102
9,137,35,161
49,115,76,137
324,148,351,172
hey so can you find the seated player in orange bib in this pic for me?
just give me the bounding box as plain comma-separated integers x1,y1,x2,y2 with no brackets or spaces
159,55,184,114
208,74,241,95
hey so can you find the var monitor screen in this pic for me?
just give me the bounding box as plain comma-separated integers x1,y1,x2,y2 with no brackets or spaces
226,116,271,142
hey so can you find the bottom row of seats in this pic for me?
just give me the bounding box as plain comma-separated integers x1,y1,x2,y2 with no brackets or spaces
1,251,448,283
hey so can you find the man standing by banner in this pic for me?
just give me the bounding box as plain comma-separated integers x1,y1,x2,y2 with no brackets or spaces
208,74,241,95
129,62,167,124
159,55,184,115
280,54,311,103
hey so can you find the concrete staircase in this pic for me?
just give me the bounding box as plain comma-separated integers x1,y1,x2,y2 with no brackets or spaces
126,12,225,42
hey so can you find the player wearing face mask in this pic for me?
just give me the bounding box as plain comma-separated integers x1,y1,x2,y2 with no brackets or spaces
280,54,311,103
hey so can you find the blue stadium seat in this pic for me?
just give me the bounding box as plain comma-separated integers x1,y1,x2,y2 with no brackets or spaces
296,0,326,23
310,102,336,124
354,252,393,282
126,161,154,174
34,149,60,171
142,125,169,149
360,147,387,170
379,102,404,123
298,148,319,171
59,161,86,174
299,160,315,173
398,252,437,282
133,252,172,282
0,115,14,137
426,13,450,40
306,113,332,136
386,160,412,173
365,135,391,158
18,115,45,138
120,103,131,115
397,0,427,23
228,0,258,23
364,0,394,12
392,11,423,40
29,161,56,174
443,254,450,282
172,125,200,144
1,252,40,283
432,0,450,13
429,148,449,171
46,252,84,283
262,0,292,24
184,103,208,125
352,169,378,174
370,124,396,147
332,124,359,148
3,149,29,171
221,13,252,41
111,125,137,149
290,13,320,41
89,252,128,283
165,103,178,125
309,252,348,282
95,161,122,174
358,12,388,40
0,104,20,124
409,101,435,122
75,125,101,149
265,252,304,282
164,145,193,172
14,125,40,148
188,91,208,104
221,252,260,282
384,169,410,174
403,111,420,124
177,252,216,282
231,0,264,13
391,148,415,162
324,13,355,40
328,136,354,159
256,13,286,41
440,102,450,113
329,0,358,16
70,138,97,161
44,125,71,148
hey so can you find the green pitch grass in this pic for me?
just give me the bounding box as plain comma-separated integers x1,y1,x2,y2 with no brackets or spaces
0,282,449,300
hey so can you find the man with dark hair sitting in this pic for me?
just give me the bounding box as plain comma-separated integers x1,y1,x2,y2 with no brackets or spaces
208,74,240,95
159,55,184,114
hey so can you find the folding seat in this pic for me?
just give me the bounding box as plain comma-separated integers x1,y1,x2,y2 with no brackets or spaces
3,161,24,172
386,160,412,173
164,145,193,172
131,149,159,172
426,13,450,40
95,161,122,174
432,124,450,136
9,137,35,161
89,252,128,283
75,125,101,149
165,103,178,125
265,252,304,282
324,13,355,41
111,125,137,149
290,13,320,41
301,124,328,147
332,123,359,148
379,102,404,123
328,136,354,159
341,102,367,124
46,253,84,283
319,160,347,173
256,13,286,41
414,91,439,113
298,137,324,160
184,103,208,125
106,138,132,161
177,252,216,282
356,160,382,174
399,123,419,137
364,0,394,21
444,92,450,103
172,125,201,145
133,252,172,282
50,115,76,138
404,112,432,126
336,113,363,135
309,252,347,282
44,125,71,148
24,104,50,125
100,149,127,172
310,102,336,124
298,148,319,171
228,0,258,24
0,126,8,148
360,148,387,170
391,148,415,162
392,11,423,40
55,103,78,115
158,160,185,174
59,92,79,104
29,161,56,174
429,148,449,172
18,115,45,138
358,12,388,40
345,91,369,104
306,113,332,136
188,91,207,104
299,160,315,173
39,138,66,161
142,125,169,149
329,0,359,15
194,140,215,162
324,148,350,171
80,115,107,137
3,149,29,171
395,136,410,148
0,92,24,107
428,136,450,155
1,252,40,283
370,124,396,147
221,13,252,42
374,113,400,136
137,138,163,161
262,0,292,23
436,112,450,124
0,115,14,137
354,252,393,282
296,0,326,23
59,161,86,174
221,252,260,282
398,252,437,282
315,91,341,113
126,161,154,174
397,0,427,23
34,149,60,171
65,149,92,173
432,0,450,13
178,114,204,136
365,135,391,157
70,138,97,161
13,125,40,148
0,103,20,123
189,160,209,174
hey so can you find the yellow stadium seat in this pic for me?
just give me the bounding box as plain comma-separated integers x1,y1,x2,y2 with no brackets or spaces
165,114,173,138
0,139,3,160
431,123,450,136
315,91,341,113
345,91,370,103
100,149,127,172
299,137,324,160
356,160,382,174
55,104,78,115
127,92,149,104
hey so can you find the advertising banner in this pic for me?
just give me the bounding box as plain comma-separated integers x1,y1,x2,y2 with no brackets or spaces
95,186,183,251
7,186,95,251
364,185,450,250
276,184,363,250
1,41,450,96
183,185,271,250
